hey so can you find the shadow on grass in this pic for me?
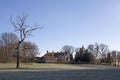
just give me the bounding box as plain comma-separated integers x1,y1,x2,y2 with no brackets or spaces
0,69,120,80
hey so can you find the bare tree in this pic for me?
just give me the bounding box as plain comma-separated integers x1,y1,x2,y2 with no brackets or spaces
107,52,112,66
21,41,39,62
111,51,117,66
61,45,74,63
88,44,94,53
88,43,99,64
62,45,74,54
10,14,41,68
0,32,18,62
88,43,109,64
117,51,120,66
99,44,108,63
0,40,5,62
99,44,108,57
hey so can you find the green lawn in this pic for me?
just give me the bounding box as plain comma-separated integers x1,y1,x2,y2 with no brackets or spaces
0,63,120,80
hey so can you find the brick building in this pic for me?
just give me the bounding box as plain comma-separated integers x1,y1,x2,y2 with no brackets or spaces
42,51,71,63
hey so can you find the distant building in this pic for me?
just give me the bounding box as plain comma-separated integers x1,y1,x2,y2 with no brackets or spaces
40,50,71,63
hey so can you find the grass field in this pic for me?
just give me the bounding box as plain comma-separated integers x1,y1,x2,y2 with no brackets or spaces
0,63,120,80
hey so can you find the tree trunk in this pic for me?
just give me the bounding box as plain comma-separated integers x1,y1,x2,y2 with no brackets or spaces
118,59,119,66
16,47,20,68
115,54,117,66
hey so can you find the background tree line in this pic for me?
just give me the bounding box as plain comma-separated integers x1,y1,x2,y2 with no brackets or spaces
62,43,120,66
0,32,39,63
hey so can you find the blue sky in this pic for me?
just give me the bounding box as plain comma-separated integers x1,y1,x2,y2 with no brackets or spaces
0,0,120,56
